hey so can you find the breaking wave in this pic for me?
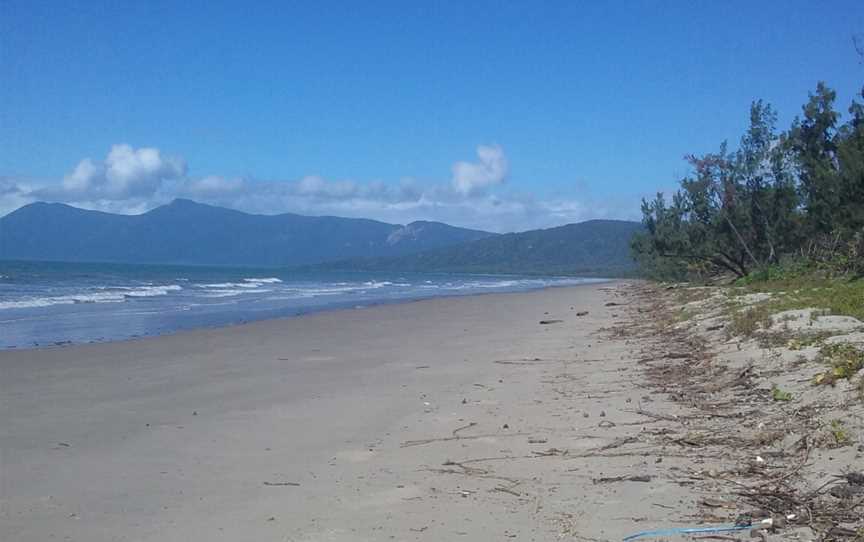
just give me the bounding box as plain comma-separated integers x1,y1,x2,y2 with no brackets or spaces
0,285,183,310
244,277,283,284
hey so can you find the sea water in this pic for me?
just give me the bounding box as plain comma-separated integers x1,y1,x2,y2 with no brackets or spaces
0,260,605,348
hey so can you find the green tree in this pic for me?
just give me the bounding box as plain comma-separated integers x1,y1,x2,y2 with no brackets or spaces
633,102,798,279
835,85,864,232
734,100,800,263
633,81,864,281
788,82,840,235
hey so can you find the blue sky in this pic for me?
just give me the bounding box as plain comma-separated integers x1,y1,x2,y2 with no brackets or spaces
1,1,863,231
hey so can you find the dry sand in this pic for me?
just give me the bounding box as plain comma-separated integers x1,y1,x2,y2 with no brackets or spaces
8,280,858,542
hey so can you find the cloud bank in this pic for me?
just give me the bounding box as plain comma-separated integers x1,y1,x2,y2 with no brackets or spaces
1,144,636,232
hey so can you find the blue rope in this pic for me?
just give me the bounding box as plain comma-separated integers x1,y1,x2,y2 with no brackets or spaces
622,524,751,541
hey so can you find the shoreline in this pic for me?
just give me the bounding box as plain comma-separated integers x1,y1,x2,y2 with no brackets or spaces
11,279,855,540
3,277,611,352
4,281,665,541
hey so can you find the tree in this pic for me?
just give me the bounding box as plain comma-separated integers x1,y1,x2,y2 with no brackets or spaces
633,81,864,280
632,102,798,279
834,85,864,233
787,82,840,235
734,100,800,263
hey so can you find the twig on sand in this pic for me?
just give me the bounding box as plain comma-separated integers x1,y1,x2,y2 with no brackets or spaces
597,435,639,451
492,485,522,497
263,481,300,487
448,455,522,465
625,407,682,422
430,461,522,484
493,358,554,365
452,422,477,436
401,432,529,448
663,352,691,359
592,474,652,484
566,447,724,461
533,448,567,457
440,460,489,476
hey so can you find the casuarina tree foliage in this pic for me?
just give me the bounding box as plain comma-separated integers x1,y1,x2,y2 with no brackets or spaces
633,81,864,279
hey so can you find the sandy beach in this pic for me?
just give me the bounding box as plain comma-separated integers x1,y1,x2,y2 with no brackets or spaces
7,280,861,542
3,281,674,541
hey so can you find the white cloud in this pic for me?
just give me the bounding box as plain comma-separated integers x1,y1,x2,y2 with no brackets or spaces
61,144,187,200
0,142,640,232
182,175,246,196
451,144,509,196
0,176,34,216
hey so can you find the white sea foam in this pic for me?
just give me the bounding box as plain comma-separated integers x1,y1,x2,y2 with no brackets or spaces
124,285,182,297
197,282,260,289
194,278,284,297
363,280,393,288
287,286,361,297
200,288,272,298
0,285,182,311
265,283,371,300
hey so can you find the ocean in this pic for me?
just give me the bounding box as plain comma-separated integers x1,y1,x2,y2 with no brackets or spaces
0,260,605,349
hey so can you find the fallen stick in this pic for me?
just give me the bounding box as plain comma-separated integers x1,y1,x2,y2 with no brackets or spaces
452,422,477,436
593,474,652,484
263,481,300,487
493,359,550,365
532,448,567,457
625,407,683,422
493,486,521,497
401,432,530,448
664,352,691,359
597,435,639,451
428,465,521,485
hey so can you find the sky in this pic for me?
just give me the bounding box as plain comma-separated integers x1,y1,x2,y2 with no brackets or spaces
1,1,863,232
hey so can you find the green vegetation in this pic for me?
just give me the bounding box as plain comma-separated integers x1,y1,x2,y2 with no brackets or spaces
632,81,864,282
828,419,852,447
773,332,831,351
813,343,864,386
719,276,864,349
727,305,773,338
735,274,864,322
771,385,793,402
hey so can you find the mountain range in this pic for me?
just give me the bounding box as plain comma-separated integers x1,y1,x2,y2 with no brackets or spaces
313,219,643,276
0,199,641,275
